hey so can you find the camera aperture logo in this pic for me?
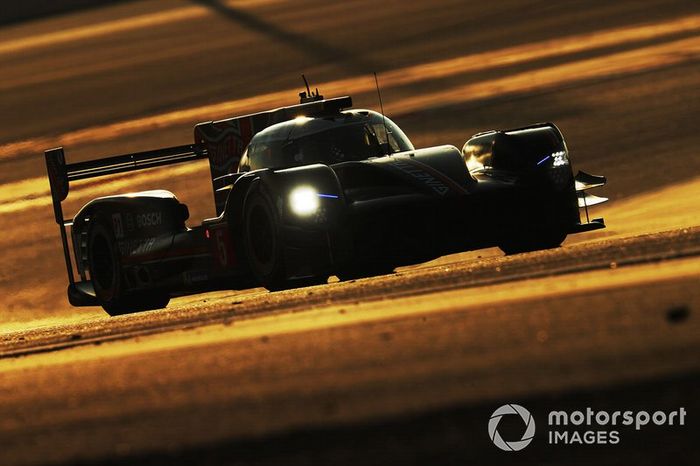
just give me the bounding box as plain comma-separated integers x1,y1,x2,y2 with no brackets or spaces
488,404,536,451
488,404,687,451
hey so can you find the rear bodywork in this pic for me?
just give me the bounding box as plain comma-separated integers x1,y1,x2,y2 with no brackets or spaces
45,94,606,311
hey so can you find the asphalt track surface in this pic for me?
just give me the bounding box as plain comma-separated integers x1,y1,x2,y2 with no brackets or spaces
0,1,699,465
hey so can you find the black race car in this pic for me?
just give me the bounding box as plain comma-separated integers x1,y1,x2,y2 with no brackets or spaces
45,90,606,315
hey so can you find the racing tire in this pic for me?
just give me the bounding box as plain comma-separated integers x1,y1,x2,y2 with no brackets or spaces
88,221,169,316
242,183,329,292
242,184,288,290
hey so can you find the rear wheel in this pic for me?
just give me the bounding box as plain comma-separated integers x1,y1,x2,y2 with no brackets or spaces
88,221,169,316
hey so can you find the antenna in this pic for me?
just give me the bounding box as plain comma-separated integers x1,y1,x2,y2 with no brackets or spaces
302,74,311,95
374,72,390,155
299,74,324,103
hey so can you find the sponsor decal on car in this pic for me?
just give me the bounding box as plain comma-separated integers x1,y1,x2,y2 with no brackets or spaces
390,159,450,195
136,211,163,228
118,237,157,257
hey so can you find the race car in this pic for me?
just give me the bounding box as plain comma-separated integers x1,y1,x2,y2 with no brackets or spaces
45,89,606,315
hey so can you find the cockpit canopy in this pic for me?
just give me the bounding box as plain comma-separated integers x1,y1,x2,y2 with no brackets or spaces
238,110,413,171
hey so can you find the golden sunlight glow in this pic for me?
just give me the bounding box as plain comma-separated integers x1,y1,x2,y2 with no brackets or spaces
1,14,698,161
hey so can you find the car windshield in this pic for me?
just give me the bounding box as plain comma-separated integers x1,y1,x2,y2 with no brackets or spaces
248,122,384,169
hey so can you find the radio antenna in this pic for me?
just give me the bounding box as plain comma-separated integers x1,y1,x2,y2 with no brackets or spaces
299,74,323,103
374,72,390,155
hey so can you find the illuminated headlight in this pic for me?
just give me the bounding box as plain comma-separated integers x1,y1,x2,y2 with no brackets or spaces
552,150,568,167
289,186,320,216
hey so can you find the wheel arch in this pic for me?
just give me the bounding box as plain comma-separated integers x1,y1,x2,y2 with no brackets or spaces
222,170,268,228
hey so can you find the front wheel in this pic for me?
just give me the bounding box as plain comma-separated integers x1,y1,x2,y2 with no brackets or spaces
243,185,330,291
243,185,289,290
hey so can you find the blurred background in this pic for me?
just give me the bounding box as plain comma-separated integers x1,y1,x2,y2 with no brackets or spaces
0,0,698,327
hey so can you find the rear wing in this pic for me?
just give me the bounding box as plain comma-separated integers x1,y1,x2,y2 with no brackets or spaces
45,144,206,302
195,95,352,214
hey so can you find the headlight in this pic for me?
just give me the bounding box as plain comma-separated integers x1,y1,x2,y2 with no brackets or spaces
552,150,568,167
289,186,320,216
536,150,569,168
